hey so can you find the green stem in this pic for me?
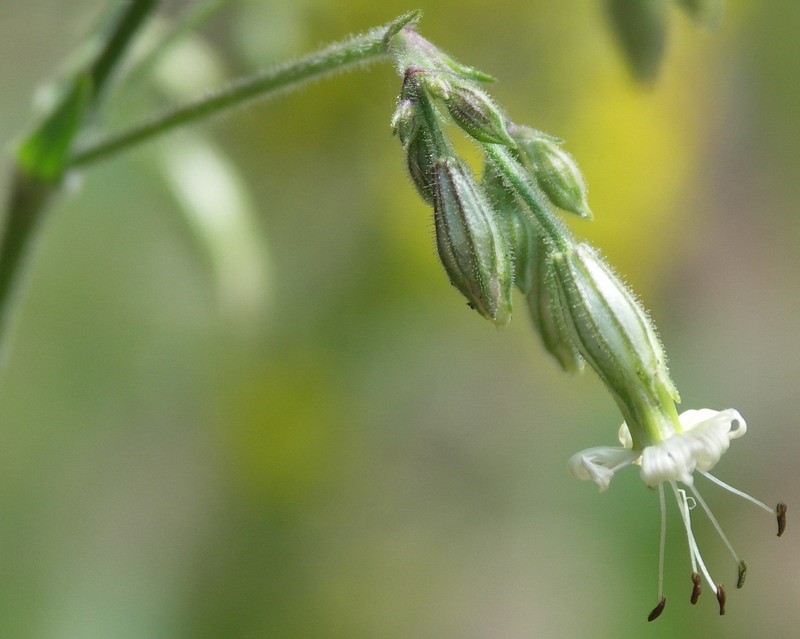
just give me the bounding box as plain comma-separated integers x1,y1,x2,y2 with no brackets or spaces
90,0,162,100
0,0,161,363
484,144,572,251
70,24,398,168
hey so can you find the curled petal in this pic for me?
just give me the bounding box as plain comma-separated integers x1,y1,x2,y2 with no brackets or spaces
639,409,747,486
568,446,640,492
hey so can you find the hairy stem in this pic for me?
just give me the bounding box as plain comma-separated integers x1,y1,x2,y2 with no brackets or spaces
484,144,572,251
90,0,163,100
70,22,402,168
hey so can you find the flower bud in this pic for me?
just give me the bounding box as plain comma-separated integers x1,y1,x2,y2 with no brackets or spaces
405,130,437,204
421,71,452,101
443,83,516,147
513,126,593,220
482,160,537,293
391,98,418,150
432,157,514,325
551,243,679,434
527,241,585,374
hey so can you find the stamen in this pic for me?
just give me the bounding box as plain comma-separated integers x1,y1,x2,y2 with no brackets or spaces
657,483,666,601
670,481,717,594
690,572,701,604
647,597,667,622
688,484,741,563
777,503,787,537
737,560,747,589
716,584,726,615
699,471,774,514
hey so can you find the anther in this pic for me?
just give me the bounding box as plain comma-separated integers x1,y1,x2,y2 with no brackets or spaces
737,560,747,589
690,572,701,604
647,596,667,622
716,584,726,616
777,503,787,537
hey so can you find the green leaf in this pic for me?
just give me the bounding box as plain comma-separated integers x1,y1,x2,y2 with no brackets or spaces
16,73,92,182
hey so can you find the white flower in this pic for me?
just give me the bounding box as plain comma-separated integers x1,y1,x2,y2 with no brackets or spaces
569,408,746,490
569,407,785,621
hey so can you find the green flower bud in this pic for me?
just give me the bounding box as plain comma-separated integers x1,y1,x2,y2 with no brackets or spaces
513,126,593,219
391,98,418,150
551,243,680,435
443,83,516,147
527,240,584,375
482,160,537,293
405,131,437,204
421,71,452,101
432,157,514,325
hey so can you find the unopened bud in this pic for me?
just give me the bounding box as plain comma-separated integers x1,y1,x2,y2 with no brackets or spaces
527,242,585,375
421,71,451,101
405,131,437,204
432,157,514,325
391,99,418,149
444,83,516,147
552,243,679,444
513,126,593,219
482,160,536,293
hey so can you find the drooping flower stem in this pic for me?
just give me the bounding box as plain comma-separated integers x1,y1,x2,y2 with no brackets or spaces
69,13,420,168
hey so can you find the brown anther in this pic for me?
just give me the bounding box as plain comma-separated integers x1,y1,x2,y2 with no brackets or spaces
716,584,726,616
690,572,702,604
777,503,787,537
737,560,747,589
647,596,667,622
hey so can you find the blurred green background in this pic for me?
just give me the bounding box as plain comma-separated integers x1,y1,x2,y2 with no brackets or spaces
0,1,798,637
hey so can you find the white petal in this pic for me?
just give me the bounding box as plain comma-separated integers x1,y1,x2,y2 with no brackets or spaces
638,408,747,486
617,422,633,449
568,446,640,492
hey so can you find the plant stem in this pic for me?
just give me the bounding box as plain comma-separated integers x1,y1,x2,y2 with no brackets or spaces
70,25,396,168
484,144,572,252
90,0,162,101
0,0,162,360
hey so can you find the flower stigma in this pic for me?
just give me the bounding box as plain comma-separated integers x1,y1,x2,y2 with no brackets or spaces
569,407,786,620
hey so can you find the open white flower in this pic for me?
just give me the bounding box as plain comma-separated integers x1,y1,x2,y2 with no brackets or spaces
569,407,786,621
569,408,746,490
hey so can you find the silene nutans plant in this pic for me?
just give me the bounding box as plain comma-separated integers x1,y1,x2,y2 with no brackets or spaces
2,2,786,625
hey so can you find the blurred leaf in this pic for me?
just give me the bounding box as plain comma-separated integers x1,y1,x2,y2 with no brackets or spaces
675,0,723,28
606,0,669,84
159,134,272,327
